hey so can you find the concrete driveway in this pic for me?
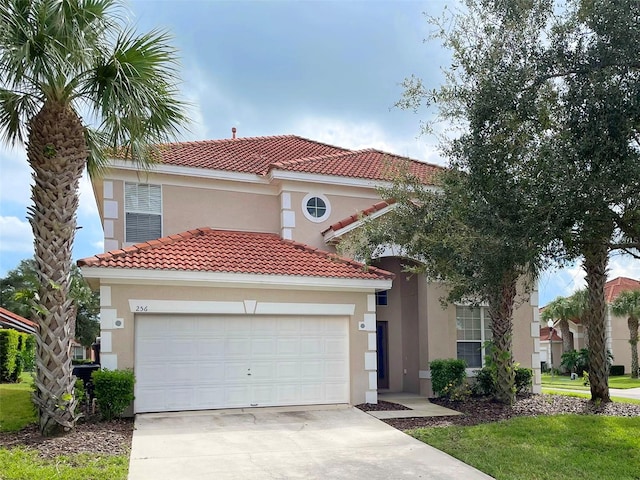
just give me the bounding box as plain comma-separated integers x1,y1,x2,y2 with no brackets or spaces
128,405,493,480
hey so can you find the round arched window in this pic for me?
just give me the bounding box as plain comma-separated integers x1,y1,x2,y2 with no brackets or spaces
302,194,331,222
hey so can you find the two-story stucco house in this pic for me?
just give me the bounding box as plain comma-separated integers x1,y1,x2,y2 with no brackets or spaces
78,134,541,414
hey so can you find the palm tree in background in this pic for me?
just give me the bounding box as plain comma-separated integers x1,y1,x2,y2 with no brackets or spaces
611,290,640,379
0,0,186,435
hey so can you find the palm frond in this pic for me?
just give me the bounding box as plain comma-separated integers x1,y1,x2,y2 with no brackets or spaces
0,88,38,145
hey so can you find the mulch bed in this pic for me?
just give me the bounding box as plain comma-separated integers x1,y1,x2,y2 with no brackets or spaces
355,400,411,411
0,418,133,458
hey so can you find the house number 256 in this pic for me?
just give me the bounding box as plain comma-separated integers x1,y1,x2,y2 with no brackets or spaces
135,305,149,312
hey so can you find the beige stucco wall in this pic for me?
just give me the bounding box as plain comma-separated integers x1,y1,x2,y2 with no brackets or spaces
98,281,376,406
99,176,279,251
609,309,632,374
286,189,382,250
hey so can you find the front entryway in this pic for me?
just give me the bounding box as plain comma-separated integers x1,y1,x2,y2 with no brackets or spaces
376,321,389,389
134,315,349,412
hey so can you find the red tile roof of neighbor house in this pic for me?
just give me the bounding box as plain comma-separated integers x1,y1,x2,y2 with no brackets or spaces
540,326,563,342
604,277,640,303
322,200,396,234
77,228,394,280
0,306,37,334
114,135,441,183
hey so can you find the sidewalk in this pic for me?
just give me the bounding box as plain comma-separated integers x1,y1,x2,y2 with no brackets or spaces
367,393,461,420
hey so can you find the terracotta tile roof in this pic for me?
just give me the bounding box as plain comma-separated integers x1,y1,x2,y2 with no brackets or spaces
77,228,394,280
118,135,348,175
540,326,563,342
322,199,396,235
0,307,37,334
605,276,640,303
271,149,439,183
113,136,441,183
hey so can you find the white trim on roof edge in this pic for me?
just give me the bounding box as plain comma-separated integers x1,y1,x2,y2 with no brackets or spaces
269,170,393,188
80,267,392,292
108,159,270,185
323,203,396,243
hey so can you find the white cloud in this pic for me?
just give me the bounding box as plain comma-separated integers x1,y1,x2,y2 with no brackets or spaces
0,216,33,253
78,173,99,217
292,115,446,166
0,146,31,208
608,253,640,280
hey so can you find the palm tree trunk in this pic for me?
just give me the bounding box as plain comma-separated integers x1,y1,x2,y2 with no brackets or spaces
583,243,611,403
558,319,573,354
27,100,87,435
629,316,639,379
487,271,517,405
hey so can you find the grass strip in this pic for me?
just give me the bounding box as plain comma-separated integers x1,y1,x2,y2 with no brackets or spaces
411,415,640,480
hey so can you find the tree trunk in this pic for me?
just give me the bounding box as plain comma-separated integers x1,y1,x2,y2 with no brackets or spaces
487,271,518,405
558,318,573,354
629,316,639,379
583,243,611,403
27,100,87,435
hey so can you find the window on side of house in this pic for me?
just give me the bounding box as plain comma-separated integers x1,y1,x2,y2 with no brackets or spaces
125,183,162,243
376,290,388,306
72,346,85,360
456,305,492,368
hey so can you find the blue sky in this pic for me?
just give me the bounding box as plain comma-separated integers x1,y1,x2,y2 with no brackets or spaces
0,0,638,306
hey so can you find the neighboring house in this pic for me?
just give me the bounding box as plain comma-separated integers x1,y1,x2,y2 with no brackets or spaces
539,276,640,374
0,306,37,334
539,325,563,372
78,134,540,414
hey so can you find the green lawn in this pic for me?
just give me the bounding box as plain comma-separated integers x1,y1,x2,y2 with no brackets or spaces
541,373,640,390
0,374,36,432
0,374,129,480
411,415,640,480
542,388,640,405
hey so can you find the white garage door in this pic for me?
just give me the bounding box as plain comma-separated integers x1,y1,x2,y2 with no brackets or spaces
134,315,350,413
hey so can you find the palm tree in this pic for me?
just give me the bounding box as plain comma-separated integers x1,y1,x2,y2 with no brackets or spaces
611,290,640,379
0,0,186,435
542,296,578,355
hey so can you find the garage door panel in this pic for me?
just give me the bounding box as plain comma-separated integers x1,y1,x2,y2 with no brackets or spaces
276,338,300,355
251,338,276,355
135,315,349,413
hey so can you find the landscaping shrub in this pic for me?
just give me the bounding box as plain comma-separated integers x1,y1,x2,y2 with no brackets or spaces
92,369,135,420
514,367,533,393
21,334,36,372
0,330,30,382
562,348,614,375
472,365,532,396
430,359,467,397
472,366,495,396
610,365,625,376
75,378,87,406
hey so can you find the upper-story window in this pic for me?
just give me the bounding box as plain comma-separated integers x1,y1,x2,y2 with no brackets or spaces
302,193,331,223
456,305,492,368
125,183,162,243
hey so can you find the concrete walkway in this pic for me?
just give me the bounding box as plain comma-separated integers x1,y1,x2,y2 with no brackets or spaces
369,393,462,419
128,405,492,480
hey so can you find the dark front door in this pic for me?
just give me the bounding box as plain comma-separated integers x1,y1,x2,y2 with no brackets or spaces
376,321,389,389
